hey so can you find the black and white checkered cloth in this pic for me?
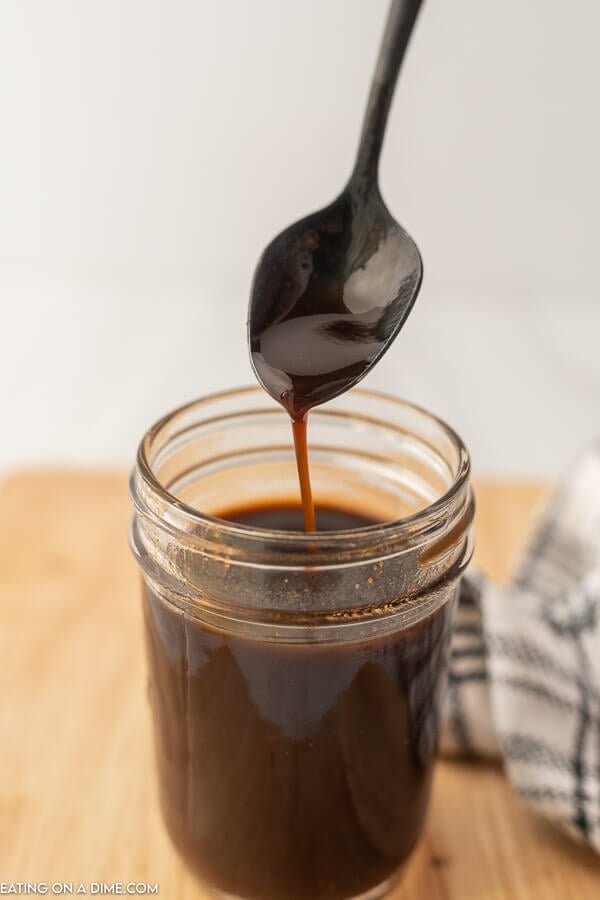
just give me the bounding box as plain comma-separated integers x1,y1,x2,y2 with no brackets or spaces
442,447,600,852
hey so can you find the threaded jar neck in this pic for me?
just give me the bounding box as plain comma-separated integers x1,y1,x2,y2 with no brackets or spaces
130,387,473,628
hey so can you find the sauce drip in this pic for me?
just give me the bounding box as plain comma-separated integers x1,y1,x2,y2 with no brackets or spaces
291,417,316,532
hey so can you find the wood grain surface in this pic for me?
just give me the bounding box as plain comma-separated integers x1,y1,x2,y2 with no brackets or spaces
1,472,599,898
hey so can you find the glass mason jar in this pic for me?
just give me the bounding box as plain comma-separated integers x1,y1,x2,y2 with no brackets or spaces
129,387,474,900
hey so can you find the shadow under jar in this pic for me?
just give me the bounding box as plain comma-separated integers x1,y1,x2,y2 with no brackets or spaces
129,387,474,900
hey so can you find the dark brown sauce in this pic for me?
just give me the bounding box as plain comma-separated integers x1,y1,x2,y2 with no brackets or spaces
144,503,457,900
291,418,316,532
221,501,379,532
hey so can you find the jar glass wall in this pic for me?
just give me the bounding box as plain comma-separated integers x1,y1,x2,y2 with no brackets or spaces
130,387,474,900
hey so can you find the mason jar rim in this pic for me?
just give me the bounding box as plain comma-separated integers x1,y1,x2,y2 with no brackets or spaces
132,385,471,551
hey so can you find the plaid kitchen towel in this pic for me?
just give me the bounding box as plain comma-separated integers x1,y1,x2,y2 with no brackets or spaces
442,446,600,852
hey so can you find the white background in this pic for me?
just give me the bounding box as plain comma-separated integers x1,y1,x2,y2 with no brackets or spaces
2,0,599,477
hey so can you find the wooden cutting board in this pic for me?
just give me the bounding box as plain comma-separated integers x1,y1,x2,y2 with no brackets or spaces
1,471,599,898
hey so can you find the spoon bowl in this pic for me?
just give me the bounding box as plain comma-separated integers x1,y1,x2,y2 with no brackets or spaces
249,183,422,419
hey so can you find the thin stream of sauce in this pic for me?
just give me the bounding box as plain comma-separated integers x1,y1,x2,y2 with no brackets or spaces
291,417,316,532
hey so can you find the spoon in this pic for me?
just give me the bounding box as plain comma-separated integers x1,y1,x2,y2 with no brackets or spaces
248,0,425,423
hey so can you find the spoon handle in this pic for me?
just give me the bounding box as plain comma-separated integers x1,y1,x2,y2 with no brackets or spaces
353,0,424,184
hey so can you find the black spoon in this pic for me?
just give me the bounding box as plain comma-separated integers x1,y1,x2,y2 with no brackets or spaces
248,0,425,422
